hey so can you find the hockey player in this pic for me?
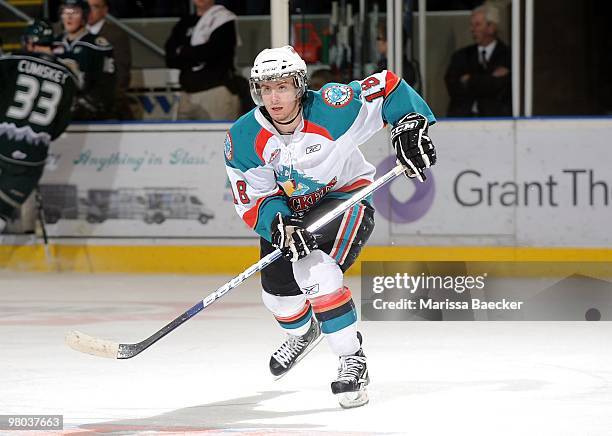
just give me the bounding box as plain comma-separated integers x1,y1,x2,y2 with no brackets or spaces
53,0,117,120
224,46,436,408
0,20,78,233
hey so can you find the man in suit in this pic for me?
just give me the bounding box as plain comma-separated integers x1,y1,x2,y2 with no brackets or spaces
87,0,134,119
445,3,511,117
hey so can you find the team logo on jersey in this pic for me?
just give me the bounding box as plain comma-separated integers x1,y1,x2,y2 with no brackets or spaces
281,179,305,197
277,166,337,210
268,149,280,163
322,84,353,108
96,36,110,47
11,150,27,160
224,132,233,161
289,177,338,212
306,144,321,154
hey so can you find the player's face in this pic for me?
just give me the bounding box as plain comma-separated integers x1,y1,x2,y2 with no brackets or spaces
61,7,85,33
87,0,107,25
260,80,300,122
470,11,495,46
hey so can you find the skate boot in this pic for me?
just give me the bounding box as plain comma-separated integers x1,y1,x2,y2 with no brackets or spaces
331,333,369,409
269,319,322,379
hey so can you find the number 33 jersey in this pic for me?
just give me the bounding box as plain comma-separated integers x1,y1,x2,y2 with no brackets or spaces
224,70,436,241
0,51,78,165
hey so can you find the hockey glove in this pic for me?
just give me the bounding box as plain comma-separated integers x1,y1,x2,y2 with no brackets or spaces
391,113,437,182
271,212,318,262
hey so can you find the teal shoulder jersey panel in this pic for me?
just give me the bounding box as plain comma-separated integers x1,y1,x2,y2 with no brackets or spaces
225,108,265,172
383,80,436,126
303,83,363,140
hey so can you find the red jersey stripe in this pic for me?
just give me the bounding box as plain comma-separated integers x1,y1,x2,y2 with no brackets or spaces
242,189,283,228
337,179,372,192
313,293,352,313
329,206,355,260
311,287,353,312
275,301,311,322
384,70,401,97
338,205,365,265
255,128,273,164
302,120,334,141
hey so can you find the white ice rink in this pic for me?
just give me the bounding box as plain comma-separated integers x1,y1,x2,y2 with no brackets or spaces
1,271,612,435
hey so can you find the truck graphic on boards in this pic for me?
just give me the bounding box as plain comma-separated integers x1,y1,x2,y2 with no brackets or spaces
38,184,79,224
141,188,214,224
39,185,214,225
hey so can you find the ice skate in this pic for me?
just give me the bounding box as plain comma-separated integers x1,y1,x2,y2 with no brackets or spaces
331,335,369,409
269,319,322,379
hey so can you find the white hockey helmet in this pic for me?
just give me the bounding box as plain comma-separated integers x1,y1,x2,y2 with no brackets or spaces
249,45,308,106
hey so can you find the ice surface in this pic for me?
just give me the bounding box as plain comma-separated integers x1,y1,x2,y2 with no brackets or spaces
1,271,611,435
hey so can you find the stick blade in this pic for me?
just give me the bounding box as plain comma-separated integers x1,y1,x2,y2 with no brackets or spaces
65,330,119,359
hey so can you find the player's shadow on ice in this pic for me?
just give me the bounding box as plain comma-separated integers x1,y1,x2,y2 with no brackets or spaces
73,390,337,433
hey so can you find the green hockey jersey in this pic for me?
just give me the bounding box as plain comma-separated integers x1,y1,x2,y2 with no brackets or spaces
53,31,117,120
0,51,78,165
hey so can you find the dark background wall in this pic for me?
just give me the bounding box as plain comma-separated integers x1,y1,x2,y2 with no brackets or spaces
534,0,612,115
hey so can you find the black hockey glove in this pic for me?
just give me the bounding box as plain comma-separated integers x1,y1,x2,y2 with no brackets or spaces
391,113,437,182
271,212,318,263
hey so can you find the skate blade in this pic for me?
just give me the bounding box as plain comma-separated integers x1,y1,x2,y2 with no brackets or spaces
337,389,369,409
272,332,324,381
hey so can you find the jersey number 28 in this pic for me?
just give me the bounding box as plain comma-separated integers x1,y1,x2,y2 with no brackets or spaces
6,74,63,127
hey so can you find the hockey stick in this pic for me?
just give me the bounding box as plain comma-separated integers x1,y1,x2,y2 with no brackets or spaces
65,163,412,359
35,189,54,270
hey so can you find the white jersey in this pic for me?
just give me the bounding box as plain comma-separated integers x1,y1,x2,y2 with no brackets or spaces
224,70,435,241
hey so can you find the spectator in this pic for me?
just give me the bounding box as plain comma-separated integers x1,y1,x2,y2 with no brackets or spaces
165,0,240,120
374,24,419,89
375,25,388,72
444,3,511,117
87,0,135,120
53,0,117,120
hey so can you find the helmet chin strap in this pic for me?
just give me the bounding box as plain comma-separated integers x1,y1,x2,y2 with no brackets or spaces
275,110,301,125
274,101,302,128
